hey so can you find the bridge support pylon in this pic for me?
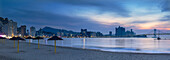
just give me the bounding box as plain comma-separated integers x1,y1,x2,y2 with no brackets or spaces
153,29,157,38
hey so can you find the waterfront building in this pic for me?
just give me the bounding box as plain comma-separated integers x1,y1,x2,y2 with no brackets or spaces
80,29,88,37
0,17,17,37
17,27,21,36
57,32,61,36
26,30,29,36
115,26,136,37
30,26,36,37
87,32,96,37
125,29,136,36
36,28,43,36
96,32,103,37
109,31,112,36
80,29,103,37
21,25,26,37
0,21,3,33
115,26,126,37
10,20,17,37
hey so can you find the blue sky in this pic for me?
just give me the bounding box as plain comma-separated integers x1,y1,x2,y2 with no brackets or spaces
0,0,170,34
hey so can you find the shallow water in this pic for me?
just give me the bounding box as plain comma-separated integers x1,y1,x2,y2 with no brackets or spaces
27,37,170,53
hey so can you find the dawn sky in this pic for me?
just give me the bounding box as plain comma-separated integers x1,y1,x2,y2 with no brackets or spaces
0,0,170,34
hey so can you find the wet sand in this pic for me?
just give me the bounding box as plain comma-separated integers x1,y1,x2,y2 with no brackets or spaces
0,40,170,60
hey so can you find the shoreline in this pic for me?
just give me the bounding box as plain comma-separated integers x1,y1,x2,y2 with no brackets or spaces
30,42,170,55
1,40,170,60
62,37,148,38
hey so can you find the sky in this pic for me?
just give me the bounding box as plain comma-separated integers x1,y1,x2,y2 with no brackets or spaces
0,0,170,34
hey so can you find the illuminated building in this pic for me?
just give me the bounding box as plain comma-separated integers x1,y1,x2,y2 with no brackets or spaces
30,26,36,37
21,25,26,37
0,17,17,37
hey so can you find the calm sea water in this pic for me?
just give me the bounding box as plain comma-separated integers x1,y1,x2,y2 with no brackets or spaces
27,35,170,53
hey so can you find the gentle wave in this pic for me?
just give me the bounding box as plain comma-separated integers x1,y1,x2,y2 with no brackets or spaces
26,38,170,54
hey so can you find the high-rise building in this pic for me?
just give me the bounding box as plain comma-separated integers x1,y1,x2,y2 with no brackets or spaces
87,32,96,37
0,21,3,33
36,28,43,36
10,20,17,37
115,26,126,37
96,32,103,37
80,29,87,37
80,29,103,37
30,26,36,37
125,29,136,36
26,30,29,36
115,26,136,37
0,17,17,37
109,31,112,36
17,27,21,36
21,25,26,37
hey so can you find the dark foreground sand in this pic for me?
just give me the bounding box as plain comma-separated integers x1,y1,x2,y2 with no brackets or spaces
0,40,170,60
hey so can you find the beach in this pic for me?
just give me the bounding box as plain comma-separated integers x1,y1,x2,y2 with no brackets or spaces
1,40,170,60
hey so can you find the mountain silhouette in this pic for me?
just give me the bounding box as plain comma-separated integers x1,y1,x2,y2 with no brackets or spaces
42,26,78,34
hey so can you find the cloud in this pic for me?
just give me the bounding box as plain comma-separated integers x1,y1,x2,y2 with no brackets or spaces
1,0,132,17
41,0,131,17
161,0,170,12
2,8,123,33
1,0,170,34
130,21,150,23
160,15,170,21
0,0,133,33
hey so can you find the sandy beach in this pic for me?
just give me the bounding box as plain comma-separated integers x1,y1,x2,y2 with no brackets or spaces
0,40,170,60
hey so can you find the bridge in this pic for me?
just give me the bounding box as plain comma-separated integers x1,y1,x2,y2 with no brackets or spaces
138,29,170,38
142,33,170,35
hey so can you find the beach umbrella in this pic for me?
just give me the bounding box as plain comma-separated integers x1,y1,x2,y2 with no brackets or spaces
9,37,25,53
9,37,17,48
48,36,63,53
25,36,33,46
0,37,7,43
33,36,44,49
0,37,7,39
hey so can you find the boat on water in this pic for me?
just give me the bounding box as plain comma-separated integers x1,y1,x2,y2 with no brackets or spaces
157,37,161,40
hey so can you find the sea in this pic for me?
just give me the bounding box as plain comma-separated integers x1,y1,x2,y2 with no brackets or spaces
26,35,170,54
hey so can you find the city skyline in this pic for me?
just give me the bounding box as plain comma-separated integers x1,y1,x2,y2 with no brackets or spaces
0,17,141,38
1,0,170,34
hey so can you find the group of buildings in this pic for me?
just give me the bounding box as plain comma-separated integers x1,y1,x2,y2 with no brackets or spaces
115,26,136,37
33,27,103,38
95,26,136,37
80,29,103,37
79,26,136,37
0,17,36,37
0,17,139,38
0,17,17,37
17,25,36,37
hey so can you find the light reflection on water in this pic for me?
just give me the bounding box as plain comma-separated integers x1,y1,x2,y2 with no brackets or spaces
26,37,170,53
